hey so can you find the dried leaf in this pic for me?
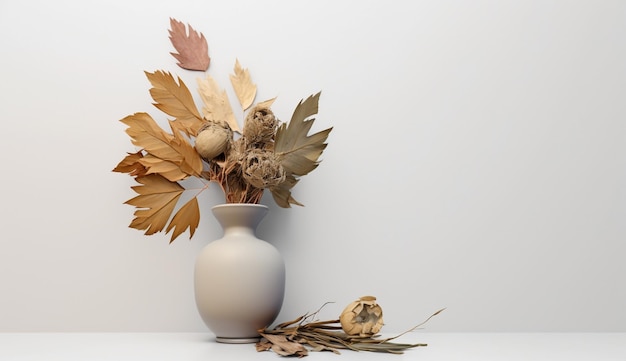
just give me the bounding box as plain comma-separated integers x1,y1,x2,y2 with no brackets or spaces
275,92,332,175
257,304,442,357
259,334,308,357
272,93,332,207
145,70,204,137
120,112,202,182
256,338,273,352
270,174,302,208
274,314,306,329
196,75,240,133
124,174,185,236
229,59,257,111
166,197,200,242
169,119,205,175
138,154,188,182
112,151,147,177
257,97,276,109
168,18,210,71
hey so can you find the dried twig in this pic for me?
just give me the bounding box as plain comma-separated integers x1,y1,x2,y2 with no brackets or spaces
257,305,443,357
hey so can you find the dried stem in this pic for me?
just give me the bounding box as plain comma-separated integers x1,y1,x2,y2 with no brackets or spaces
257,305,443,357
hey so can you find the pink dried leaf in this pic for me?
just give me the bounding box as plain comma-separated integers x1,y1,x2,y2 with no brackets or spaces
168,18,210,71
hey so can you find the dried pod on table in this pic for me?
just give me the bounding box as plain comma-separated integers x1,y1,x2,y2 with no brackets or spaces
340,296,384,336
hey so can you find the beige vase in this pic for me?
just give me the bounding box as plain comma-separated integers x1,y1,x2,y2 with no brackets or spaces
194,203,285,343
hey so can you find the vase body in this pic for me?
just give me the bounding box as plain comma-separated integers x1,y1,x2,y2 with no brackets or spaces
194,203,285,343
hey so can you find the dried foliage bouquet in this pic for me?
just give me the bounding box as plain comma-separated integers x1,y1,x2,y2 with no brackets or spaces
114,19,332,242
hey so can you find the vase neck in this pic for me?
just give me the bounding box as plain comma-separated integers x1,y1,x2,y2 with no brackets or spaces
212,204,269,237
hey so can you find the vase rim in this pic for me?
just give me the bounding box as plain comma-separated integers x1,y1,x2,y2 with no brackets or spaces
212,203,269,210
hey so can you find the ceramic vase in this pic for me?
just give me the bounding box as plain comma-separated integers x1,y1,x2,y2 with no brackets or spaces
194,203,285,343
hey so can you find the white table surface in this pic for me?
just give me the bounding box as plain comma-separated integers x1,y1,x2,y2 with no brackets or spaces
1,332,625,360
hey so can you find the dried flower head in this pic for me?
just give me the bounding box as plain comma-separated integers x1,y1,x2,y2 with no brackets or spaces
243,105,278,146
339,296,384,336
242,149,286,189
194,122,232,160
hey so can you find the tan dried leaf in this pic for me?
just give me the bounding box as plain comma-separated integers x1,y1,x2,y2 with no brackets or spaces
166,197,200,242
138,154,188,182
229,59,256,111
196,75,240,133
168,18,210,71
257,97,276,109
145,70,204,137
169,120,205,175
120,113,202,181
112,151,147,177
124,174,185,236
270,174,302,208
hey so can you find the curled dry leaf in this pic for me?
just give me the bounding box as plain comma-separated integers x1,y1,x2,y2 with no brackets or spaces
339,296,384,336
112,151,147,177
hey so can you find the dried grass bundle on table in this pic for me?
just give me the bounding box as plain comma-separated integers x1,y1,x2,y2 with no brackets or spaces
257,297,444,357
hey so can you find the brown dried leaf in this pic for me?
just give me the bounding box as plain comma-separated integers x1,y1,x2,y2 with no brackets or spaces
275,92,332,176
145,70,204,137
229,59,256,111
270,174,302,208
120,113,202,182
256,338,273,352
259,334,308,357
271,93,332,208
166,197,200,242
168,18,210,71
196,75,240,133
112,151,147,177
124,174,184,236
257,302,443,357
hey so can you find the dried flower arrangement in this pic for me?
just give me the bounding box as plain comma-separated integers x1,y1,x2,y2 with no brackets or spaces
257,296,444,357
113,18,332,242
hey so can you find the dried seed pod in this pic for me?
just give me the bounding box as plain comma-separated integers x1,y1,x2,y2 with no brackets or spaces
243,105,278,146
194,123,232,160
340,296,384,336
242,149,286,189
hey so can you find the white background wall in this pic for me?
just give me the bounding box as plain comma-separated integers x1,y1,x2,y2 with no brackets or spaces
1,0,624,332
